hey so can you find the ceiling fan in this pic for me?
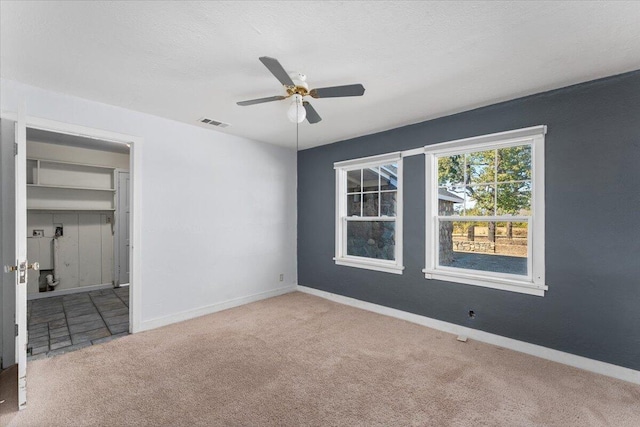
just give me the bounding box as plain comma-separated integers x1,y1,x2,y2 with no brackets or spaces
236,56,365,124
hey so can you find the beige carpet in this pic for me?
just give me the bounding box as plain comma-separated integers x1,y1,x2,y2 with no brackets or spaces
2,291,639,426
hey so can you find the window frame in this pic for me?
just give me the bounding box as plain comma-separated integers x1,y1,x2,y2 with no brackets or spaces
334,152,404,274
423,126,547,296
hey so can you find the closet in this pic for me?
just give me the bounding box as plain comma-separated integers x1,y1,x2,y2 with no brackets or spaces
25,132,129,297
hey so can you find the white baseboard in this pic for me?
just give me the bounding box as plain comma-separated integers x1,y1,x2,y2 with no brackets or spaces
138,284,297,333
27,283,113,300
297,285,640,385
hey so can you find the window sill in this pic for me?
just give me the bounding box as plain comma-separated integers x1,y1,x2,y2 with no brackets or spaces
335,257,404,275
422,268,547,296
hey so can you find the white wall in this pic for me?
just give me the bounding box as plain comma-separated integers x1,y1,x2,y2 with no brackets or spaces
1,78,297,332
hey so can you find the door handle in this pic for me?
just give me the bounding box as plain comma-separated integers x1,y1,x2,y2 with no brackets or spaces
4,262,38,272
3,261,38,284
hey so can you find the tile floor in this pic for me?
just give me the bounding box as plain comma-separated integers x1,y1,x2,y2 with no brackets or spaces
27,287,129,359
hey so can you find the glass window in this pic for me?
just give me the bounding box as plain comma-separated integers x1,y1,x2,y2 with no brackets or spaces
426,127,546,296
334,154,403,274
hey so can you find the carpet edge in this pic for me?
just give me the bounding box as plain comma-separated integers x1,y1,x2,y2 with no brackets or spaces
297,285,640,385
137,284,297,332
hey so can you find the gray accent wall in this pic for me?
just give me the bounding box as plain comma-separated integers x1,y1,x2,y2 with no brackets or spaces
298,71,640,371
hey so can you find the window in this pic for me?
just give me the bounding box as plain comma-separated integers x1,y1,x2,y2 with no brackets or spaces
334,152,403,274
424,126,546,296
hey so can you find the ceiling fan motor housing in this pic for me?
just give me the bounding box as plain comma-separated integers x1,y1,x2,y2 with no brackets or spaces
290,72,307,83
288,72,309,95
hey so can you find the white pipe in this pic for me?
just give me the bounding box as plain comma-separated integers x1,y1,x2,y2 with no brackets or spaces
50,237,60,288
46,274,59,289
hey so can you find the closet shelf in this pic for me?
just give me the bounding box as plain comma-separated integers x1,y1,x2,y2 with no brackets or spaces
28,157,117,170
28,184,115,192
27,208,116,211
27,184,115,192
27,157,117,211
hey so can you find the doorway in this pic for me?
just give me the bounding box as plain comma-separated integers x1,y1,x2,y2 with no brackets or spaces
1,114,140,396
24,129,131,357
0,113,143,409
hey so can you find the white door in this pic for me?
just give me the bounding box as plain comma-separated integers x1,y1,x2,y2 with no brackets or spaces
12,104,30,409
115,171,130,285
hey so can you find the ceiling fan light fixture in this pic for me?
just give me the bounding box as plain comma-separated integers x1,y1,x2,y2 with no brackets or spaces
287,94,306,123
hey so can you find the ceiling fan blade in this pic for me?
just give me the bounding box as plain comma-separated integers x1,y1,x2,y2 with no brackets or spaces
303,102,322,124
309,84,365,99
259,56,295,87
236,95,287,106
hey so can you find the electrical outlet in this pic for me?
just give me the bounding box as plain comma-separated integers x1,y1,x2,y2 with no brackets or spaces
32,229,44,237
279,273,284,282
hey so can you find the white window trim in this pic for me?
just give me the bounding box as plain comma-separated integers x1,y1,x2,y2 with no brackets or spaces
334,152,404,274
423,125,547,296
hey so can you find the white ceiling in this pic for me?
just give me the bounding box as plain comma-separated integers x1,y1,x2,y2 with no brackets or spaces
1,1,639,150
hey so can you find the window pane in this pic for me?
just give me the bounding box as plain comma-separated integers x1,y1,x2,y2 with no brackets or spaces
347,169,361,193
362,167,379,192
347,221,395,260
466,150,495,184
380,191,397,216
439,220,528,276
496,182,531,215
465,185,495,216
347,194,361,216
363,192,379,216
438,154,464,187
380,164,398,190
498,145,531,182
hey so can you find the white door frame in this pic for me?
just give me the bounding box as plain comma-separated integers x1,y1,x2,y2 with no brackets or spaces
1,111,143,334
113,169,130,287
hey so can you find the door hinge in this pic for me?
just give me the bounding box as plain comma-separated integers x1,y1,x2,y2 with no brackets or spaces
15,324,19,337
14,143,18,156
